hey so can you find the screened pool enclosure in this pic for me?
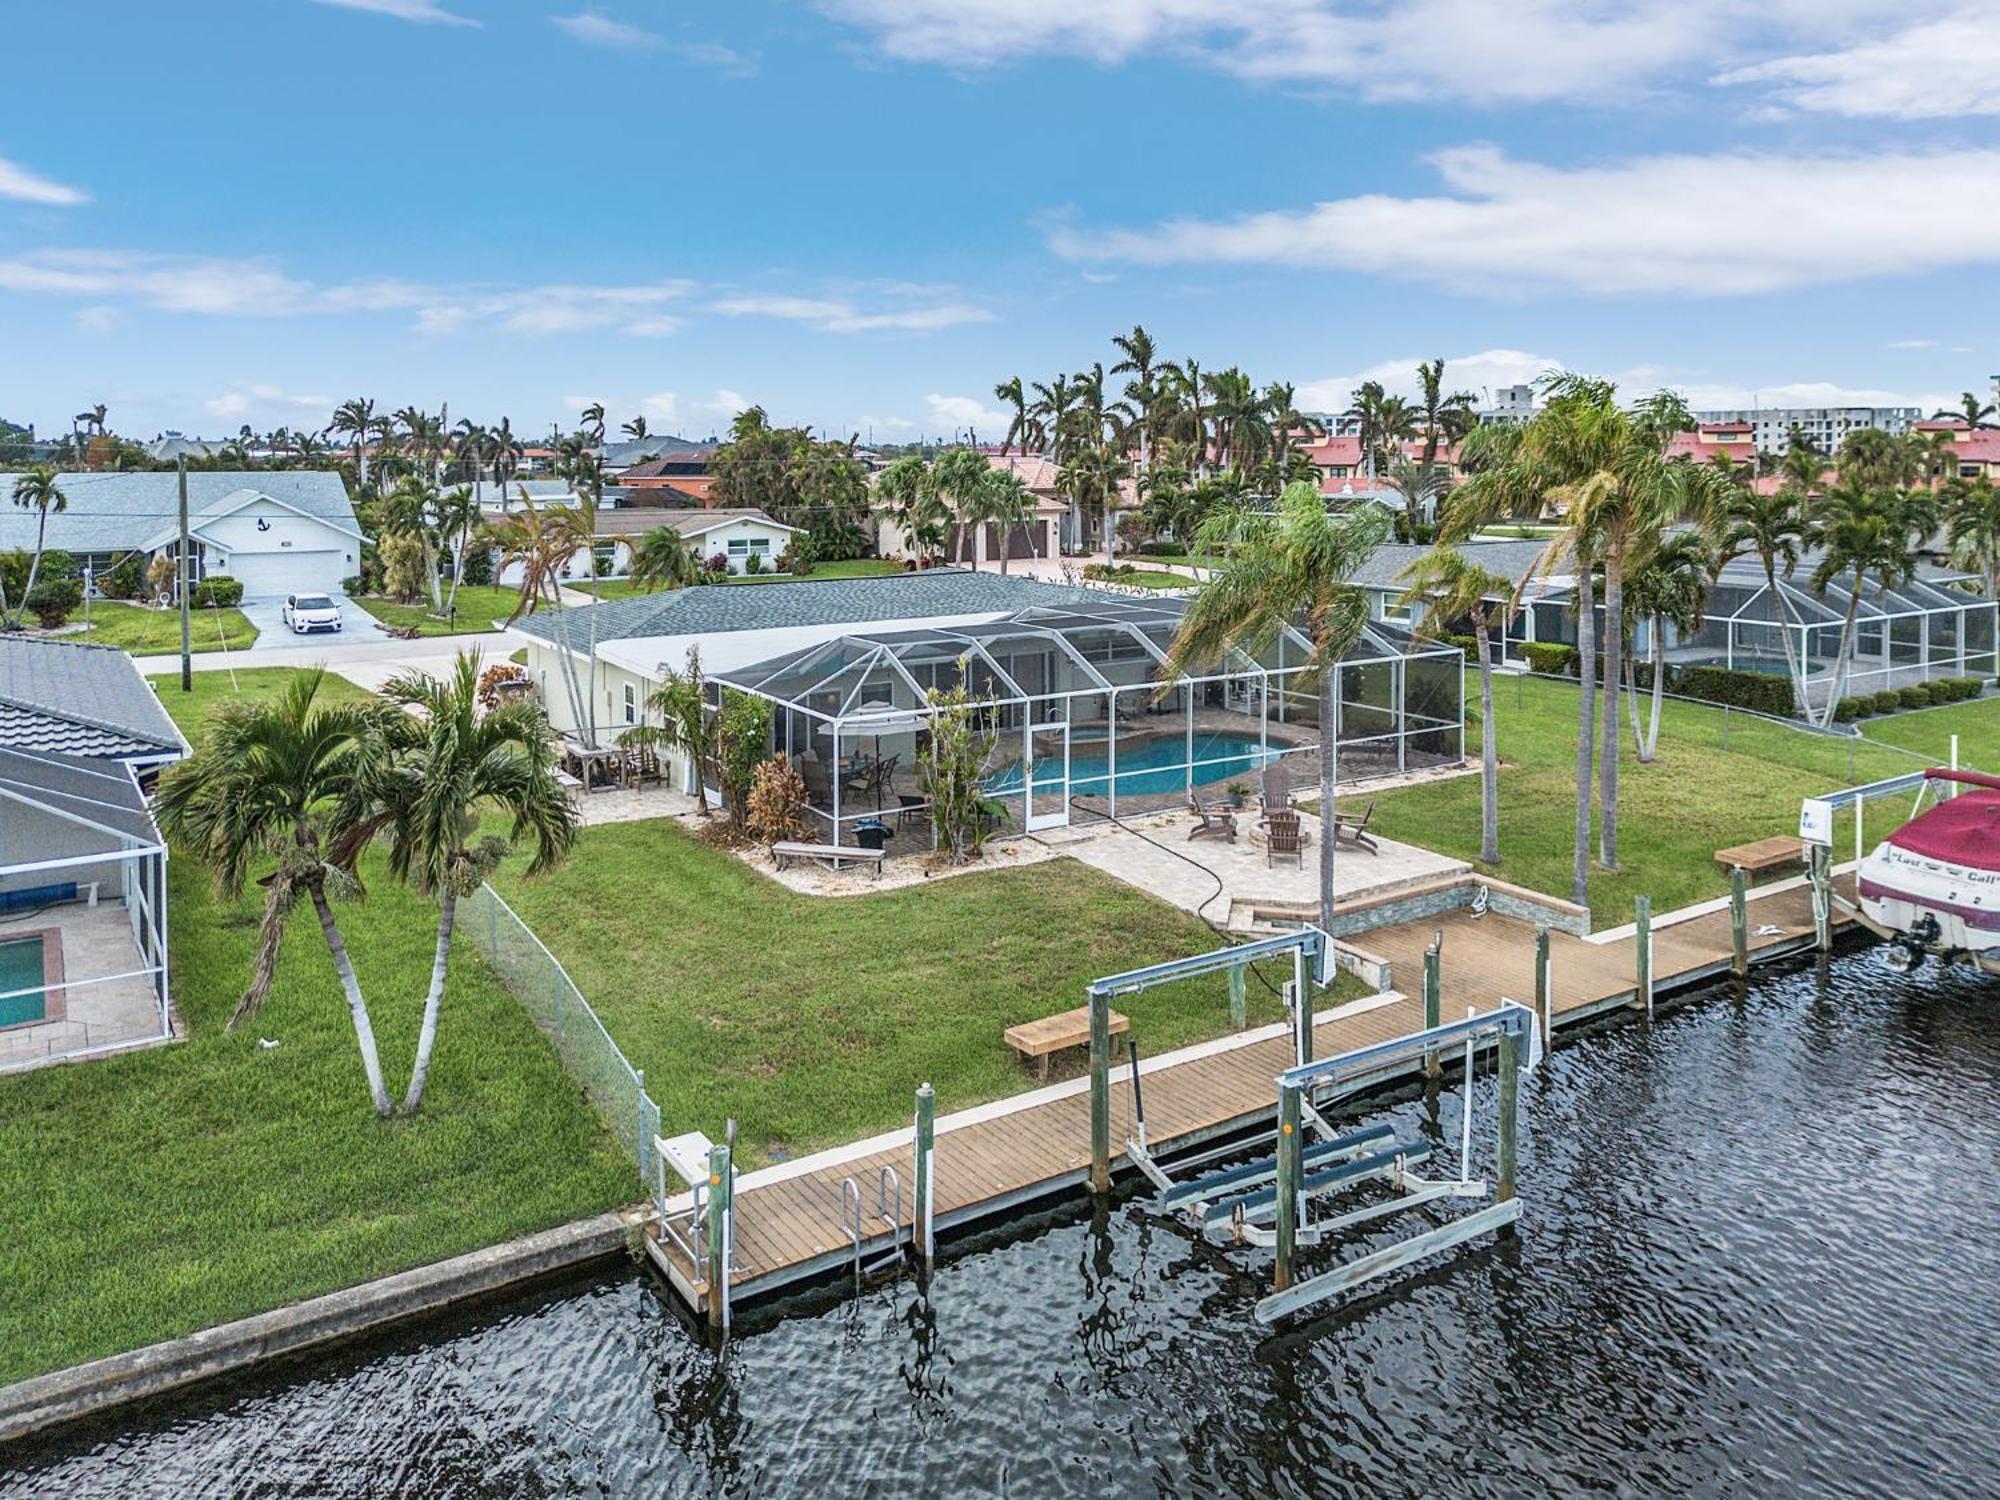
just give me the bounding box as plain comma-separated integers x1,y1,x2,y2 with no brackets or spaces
714,599,1465,849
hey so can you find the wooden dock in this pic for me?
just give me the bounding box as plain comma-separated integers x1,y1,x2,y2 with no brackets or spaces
647,871,1857,1312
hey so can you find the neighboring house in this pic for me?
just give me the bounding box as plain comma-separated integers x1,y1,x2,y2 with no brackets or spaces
1664,421,1760,469
0,470,364,600
601,438,716,476
1915,419,2000,481
596,508,800,576
509,569,1113,780
0,637,188,773
873,453,1069,562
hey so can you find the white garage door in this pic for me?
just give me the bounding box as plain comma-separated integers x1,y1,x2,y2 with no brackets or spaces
226,550,342,599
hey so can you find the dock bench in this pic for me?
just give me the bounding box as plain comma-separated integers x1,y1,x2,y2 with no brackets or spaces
1004,1005,1130,1080
771,841,886,878
1715,835,1805,879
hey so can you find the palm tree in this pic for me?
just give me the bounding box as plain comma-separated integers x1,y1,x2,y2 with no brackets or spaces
1414,358,1477,508
622,415,649,442
626,647,715,810
1811,480,1925,719
1718,484,1811,713
1057,442,1131,557
153,670,397,1116
1397,545,1517,865
492,491,599,741
629,524,701,591
11,466,67,626
1030,374,1079,461
1110,324,1161,466
1945,474,2000,599
452,417,488,506
1160,359,1209,470
1165,483,1390,935
434,484,481,618
1957,391,1996,430
375,654,577,1112
993,376,1032,455
977,468,1035,575
579,402,606,444
878,454,944,566
932,448,993,566
1622,530,1713,762
489,416,524,503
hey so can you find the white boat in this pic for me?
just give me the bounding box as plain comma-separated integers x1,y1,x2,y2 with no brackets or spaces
1856,769,2000,975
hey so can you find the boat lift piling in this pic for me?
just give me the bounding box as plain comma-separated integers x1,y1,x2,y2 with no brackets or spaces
1532,927,1552,1044
1635,896,1654,1020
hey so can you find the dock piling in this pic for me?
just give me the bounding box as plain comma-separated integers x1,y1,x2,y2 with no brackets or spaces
1635,896,1653,1020
1089,994,1111,1194
1228,963,1246,1031
1533,927,1551,1045
1422,937,1442,1078
706,1140,732,1335
1809,844,1834,953
1730,867,1749,977
1496,1027,1520,1227
913,1083,935,1270
1273,1083,1301,1292
1292,947,1312,1065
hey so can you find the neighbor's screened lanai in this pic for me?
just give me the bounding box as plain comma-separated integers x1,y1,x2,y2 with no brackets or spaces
714,596,1464,847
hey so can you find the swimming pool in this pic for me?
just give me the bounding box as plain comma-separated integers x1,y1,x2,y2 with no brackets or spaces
0,934,48,1027
987,731,1280,800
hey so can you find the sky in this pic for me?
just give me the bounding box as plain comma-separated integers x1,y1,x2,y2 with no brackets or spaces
2,1,1998,444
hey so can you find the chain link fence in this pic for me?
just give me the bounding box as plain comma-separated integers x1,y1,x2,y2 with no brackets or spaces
461,883,663,1209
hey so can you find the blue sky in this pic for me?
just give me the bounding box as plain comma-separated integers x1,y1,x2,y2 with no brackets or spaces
2,1,1998,443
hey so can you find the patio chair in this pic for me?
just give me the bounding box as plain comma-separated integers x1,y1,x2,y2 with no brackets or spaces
1187,791,1237,843
799,756,833,809
1260,764,1292,816
1266,809,1304,868
1333,799,1380,855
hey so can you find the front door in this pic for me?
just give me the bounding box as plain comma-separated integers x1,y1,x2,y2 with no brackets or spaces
1026,721,1069,830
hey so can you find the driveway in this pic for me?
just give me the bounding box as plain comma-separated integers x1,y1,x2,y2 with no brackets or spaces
237,591,386,652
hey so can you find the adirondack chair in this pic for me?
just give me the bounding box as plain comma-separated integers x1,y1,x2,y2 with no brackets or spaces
1333,799,1379,854
1187,791,1237,843
1266,808,1305,867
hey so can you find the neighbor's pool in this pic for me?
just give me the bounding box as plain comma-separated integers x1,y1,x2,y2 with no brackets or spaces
986,730,1280,800
0,934,47,1027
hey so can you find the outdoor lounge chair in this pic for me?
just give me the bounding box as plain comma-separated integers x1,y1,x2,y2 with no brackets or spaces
1333,799,1380,855
800,756,833,808
1266,808,1304,868
1260,765,1292,816
1187,791,1237,843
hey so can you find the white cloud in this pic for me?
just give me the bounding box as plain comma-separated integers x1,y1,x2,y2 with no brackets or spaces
0,154,88,206
1295,349,1560,412
310,0,480,27
1887,338,1939,350
74,305,120,334
639,392,680,422
695,389,749,418
860,414,917,435
551,11,661,50
924,393,1010,436
1047,145,2000,296
204,384,334,422
1715,8,2000,119
712,292,994,332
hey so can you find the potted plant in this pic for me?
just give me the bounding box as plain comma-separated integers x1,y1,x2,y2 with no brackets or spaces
1225,781,1250,809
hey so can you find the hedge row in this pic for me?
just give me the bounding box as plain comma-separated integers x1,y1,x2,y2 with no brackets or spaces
1831,677,1987,722
191,575,245,608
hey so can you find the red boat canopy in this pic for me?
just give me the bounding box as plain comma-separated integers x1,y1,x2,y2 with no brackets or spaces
1888,788,2000,872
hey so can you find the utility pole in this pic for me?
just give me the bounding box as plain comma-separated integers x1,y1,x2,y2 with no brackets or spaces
177,456,192,692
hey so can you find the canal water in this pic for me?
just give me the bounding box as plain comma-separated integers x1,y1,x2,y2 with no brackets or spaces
8,952,2000,1498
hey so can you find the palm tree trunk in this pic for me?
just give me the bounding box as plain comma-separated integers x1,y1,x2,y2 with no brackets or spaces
18,507,50,626
1475,620,1498,866
1318,666,1339,935
1820,593,1865,728
1765,556,1808,716
402,888,457,1114
1645,629,1667,761
1598,558,1622,870
1572,566,1596,908
308,882,393,1117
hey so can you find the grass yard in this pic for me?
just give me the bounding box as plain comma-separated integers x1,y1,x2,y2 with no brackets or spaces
147,664,374,726
36,600,258,655
1858,694,2000,769
0,671,634,1386
1334,674,1919,920
491,820,1353,1168
350,584,525,636
1089,566,1195,591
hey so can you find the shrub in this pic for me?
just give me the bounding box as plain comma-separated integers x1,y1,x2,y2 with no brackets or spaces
191,575,244,608
475,662,530,711
1925,680,1953,706
0,551,28,603
1673,665,1796,718
37,549,78,583
341,574,365,596
458,545,494,587
1137,540,1183,557
146,554,179,601
1869,690,1903,715
379,531,427,603
1522,642,1578,677
715,690,774,828
746,754,809,846
742,551,767,576
26,577,84,628
919,684,999,865
1437,633,1480,660
702,552,730,577
779,536,819,577
96,551,146,601
1832,697,1862,723
1897,685,1932,709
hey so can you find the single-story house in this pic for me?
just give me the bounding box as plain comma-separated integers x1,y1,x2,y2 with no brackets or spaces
0,745,171,1070
597,508,801,576
0,637,187,774
0,470,364,601
873,453,1070,563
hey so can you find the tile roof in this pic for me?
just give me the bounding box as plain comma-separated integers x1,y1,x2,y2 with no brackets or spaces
0,470,359,556
0,636,186,761
513,567,1109,650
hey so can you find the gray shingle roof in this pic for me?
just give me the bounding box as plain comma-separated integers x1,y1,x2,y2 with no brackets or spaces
0,470,359,555
1349,540,1555,593
513,568,1111,650
0,637,186,760
0,744,161,856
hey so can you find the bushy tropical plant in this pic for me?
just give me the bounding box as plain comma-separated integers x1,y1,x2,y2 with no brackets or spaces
26,577,82,628
918,683,999,864
715,691,773,827
746,754,810,846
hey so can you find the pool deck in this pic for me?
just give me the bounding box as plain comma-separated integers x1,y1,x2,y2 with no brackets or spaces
0,902,171,1073
646,868,1860,1317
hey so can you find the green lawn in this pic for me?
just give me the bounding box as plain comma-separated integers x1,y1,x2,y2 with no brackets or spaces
491,821,1353,1167
1858,695,2000,769
0,672,633,1385
35,600,258,655
1333,675,1920,920
350,584,524,636
147,664,370,723
1089,566,1195,591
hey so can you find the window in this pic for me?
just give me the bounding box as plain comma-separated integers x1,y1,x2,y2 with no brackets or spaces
727,536,773,557
623,683,637,724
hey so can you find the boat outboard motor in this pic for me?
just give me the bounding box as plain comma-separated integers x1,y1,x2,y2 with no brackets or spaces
1883,913,1941,974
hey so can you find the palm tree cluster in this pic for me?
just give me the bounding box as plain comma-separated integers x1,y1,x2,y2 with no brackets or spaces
156,659,576,1118
875,447,1036,571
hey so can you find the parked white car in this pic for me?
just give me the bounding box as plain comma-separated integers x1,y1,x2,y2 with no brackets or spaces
282,593,343,634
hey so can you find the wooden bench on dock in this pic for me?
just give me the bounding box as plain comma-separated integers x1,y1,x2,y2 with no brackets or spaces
1004,1005,1129,1080
1715,834,1805,880
771,841,886,878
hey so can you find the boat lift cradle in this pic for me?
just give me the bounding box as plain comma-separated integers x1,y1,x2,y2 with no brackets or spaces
1125,1000,1542,1324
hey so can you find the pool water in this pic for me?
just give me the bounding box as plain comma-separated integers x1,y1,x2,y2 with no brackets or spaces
0,935,46,1026
986,731,1279,800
